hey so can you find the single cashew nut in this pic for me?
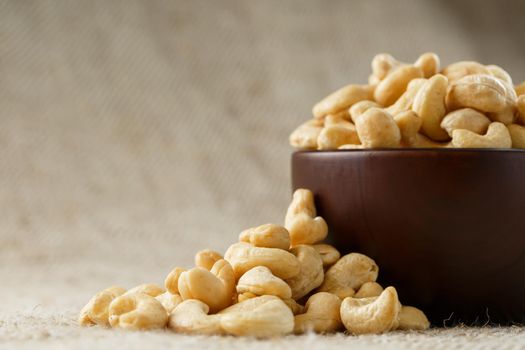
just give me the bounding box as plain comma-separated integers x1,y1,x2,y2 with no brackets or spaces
312,84,374,119
312,244,341,268
178,259,235,313
446,74,507,113
412,74,450,141
441,61,490,81
355,108,401,148
124,283,165,297
155,292,183,313
168,299,222,335
289,118,324,150
224,242,300,280
340,286,401,335
440,108,491,137
397,305,430,330
386,78,427,116
237,266,292,299
414,52,440,78
374,65,424,106
219,295,294,337
508,124,525,148
239,224,290,250
285,189,328,246
318,253,379,299
317,124,360,150
294,292,342,334
79,286,126,327
165,267,186,295
487,64,513,85
369,53,403,84
195,249,223,270
451,122,511,148
349,100,381,123
285,245,324,300
394,110,422,147
355,282,384,298
108,293,168,330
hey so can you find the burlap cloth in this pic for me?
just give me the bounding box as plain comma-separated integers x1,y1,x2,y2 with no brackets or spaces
2,1,525,348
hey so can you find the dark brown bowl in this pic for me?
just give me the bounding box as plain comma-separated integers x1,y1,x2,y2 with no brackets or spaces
292,149,525,326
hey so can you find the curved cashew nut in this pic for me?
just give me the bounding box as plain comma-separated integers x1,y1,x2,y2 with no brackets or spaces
219,295,294,337
285,245,324,300
312,244,341,268
369,53,403,84
79,286,126,327
317,124,360,150
168,299,222,335
195,249,223,270
289,118,324,150
224,242,300,280
294,292,342,334
239,224,290,250
414,52,440,78
178,259,235,313
412,74,450,141
440,108,491,138
285,189,328,246
318,253,379,299
395,110,449,148
451,122,511,148
349,100,381,123
155,292,183,313
165,267,186,295
340,286,401,335
441,61,490,82
374,65,424,106
237,266,292,299
446,74,507,113
397,305,430,330
124,283,165,297
108,293,168,330
508,124,525,148
355,108,401,148
386,78,427,116
355,282,384,298
312,84,374,119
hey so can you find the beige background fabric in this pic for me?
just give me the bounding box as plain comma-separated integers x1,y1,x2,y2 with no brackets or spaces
2,0,525,348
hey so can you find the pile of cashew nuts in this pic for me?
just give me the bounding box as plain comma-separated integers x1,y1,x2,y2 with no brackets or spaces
79,189,429,337
290,53,525,150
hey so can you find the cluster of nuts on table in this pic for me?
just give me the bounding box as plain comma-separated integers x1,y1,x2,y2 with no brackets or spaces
79,189,429,337
290,53,525,150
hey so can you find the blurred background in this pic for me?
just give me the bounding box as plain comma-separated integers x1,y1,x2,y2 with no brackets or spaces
1,0,525,315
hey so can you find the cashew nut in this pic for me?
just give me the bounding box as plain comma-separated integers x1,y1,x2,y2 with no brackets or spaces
155,292,183,313
239,223,290,250
317,124,360,150
237,266,292,299
124,283,165,297
340,286,401,335
374,65,424,106
178,259,235,313
318,253,379,299
312,84,374,118
285,189,328,246
194,249,223,270
508,124,525,148
440,108,491,137
165,267,186,295
349,100,381,123
386,78,427,116
168,299,223,335
285,245,324,300
79,286,126,327
446,74,507,113
451,122,512,148
412,74,450,141
312,243,341,268
394,110,422,147
289,118,324,150
355,108,401,148
414,52,440,78
441,61,490,81
355,282,384,298
294,292,342,334
108,293,168,330
396,305,430,331
219,295,294,337
369,53,402,84
224,242,300,280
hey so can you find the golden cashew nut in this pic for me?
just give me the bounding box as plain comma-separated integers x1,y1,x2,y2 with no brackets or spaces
374,65,424,106
285,189,328,246
236,266,292,299
312,84,374,119
294,292,342,334
239,223,290,250
289,118,324,150
108,293,168,330
396,305,430,330
285,245,324,300
79,286,126,327
440,108,491,137
368,53,403,84
446,74,507,113
441,61,490,81
195,249,223,270
355,108,401,148
386,78,427,116
164,267,186,295
451,122,511,148
317,124,360,150
414,52,440,78
168,299,223,335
